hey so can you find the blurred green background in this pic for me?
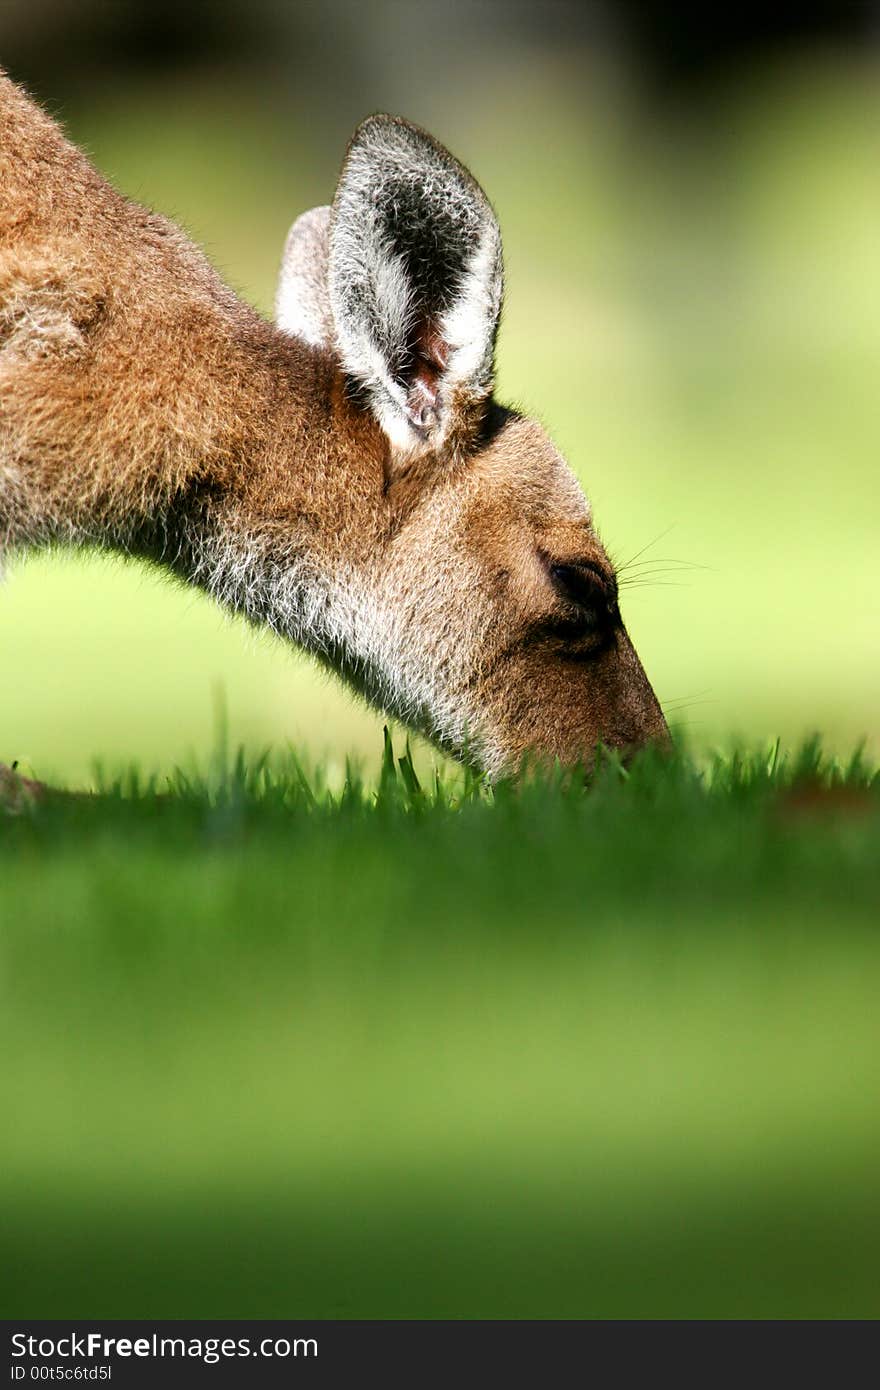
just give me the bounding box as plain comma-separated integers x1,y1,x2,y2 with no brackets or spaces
2,3,877,783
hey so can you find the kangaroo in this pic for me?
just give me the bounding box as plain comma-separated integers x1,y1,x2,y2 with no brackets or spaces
0,70,668,783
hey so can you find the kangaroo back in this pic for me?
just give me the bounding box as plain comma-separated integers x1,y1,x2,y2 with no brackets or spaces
0,71,320,555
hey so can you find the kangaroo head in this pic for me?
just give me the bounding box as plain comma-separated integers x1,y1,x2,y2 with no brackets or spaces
273,116,667,776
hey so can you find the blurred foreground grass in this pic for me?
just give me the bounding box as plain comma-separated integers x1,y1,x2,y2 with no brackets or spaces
2,738,878,1317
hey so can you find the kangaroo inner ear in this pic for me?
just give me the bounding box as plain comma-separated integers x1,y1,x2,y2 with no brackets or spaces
402,321,450,432
328,114,503,460
275,205,333,349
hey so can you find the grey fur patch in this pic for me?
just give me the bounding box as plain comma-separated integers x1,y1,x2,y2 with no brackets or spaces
275,205,334,348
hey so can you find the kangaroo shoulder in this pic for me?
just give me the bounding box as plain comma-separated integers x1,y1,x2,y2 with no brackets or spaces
0,246,106,364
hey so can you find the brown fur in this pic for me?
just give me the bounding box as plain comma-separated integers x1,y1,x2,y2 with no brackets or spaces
0,72,667,779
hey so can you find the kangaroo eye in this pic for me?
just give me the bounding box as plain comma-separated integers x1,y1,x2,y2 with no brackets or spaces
548,561,620,630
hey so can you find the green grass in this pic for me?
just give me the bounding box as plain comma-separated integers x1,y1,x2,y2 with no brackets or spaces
2,737,879,1318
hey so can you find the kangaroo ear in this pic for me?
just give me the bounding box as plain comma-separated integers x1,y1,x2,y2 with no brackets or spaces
275,205,334,348
328,115,503,459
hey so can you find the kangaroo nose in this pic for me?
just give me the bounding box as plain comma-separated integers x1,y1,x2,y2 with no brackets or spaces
604,630,671,754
